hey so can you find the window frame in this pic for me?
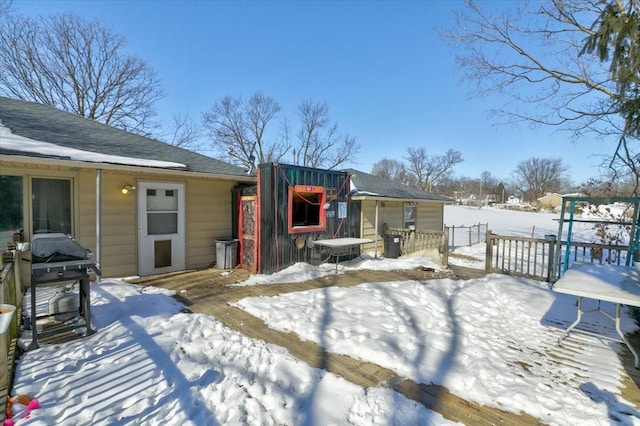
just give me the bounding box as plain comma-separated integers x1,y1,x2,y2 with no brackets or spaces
287,185,327,234
403,202,416,230
31,177,73,236
0,175,24,247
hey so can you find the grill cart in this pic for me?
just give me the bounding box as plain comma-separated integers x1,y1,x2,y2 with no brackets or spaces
27,233,101,350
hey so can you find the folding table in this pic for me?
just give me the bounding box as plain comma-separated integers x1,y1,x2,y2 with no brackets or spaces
312,237,373,273
553,263,640,367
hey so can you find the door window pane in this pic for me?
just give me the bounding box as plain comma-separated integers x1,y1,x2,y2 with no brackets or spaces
147,189,178,211
147,212,178,235
0,176,23,246
32,178,71,235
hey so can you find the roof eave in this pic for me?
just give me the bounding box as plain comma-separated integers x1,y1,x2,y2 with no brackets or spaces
0,154,257,182
351,194,454,203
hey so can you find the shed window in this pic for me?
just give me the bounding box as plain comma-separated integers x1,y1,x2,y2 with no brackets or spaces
403,203,416,229
288,185,326,234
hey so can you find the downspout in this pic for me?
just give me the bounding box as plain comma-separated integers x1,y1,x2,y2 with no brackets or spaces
96,169,102,282
374,200,379,259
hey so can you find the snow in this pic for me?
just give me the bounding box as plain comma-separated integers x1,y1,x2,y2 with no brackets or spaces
0,123,186,169
11,205,640,425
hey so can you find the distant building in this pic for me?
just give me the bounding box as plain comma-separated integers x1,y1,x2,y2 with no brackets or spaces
507,194,523,204
537,192,564,210
537,192,586,211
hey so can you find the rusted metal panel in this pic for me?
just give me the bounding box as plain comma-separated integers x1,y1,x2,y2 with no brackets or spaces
240,196,256,272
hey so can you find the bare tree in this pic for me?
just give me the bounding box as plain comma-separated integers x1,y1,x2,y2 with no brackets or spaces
443,1,639,186
202,92,288,172
405,147,463,192
512,157,570,202
293,100,359,169
0,0,13,18
164,113,202,150
371,158,415,185
0,13,162,135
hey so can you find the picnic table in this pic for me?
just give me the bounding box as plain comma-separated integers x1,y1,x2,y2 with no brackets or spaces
553,263,640,368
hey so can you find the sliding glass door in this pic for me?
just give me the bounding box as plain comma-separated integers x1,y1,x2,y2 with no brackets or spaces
32,178,72,235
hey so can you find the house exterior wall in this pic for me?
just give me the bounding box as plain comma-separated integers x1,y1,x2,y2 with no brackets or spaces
537,193,563,210
1,163,236,277
359,200,444,255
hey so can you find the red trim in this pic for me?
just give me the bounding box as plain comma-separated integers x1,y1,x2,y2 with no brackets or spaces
293,185,324,193
287,186,327,234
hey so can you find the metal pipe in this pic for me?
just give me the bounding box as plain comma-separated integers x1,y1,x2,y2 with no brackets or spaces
96,169,102,282
374,200,379,259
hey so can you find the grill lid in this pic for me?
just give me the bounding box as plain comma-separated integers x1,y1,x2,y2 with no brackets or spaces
31,233,89,263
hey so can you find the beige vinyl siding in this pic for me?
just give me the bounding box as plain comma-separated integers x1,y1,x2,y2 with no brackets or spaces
360,201,402,254
76,170,138,277
359,200,445,255
416,203,444,230
186,180,236,269
1,161,241,277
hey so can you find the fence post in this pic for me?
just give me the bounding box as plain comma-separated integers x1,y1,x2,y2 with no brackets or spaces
451,225,455,247
410,230,416,254
545,234,557,283
442,228,449,266
485,230,493,272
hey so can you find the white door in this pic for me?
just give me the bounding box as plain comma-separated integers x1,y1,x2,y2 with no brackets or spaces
138,181,185,276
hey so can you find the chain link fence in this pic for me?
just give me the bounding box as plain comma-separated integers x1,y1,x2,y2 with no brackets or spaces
445,223,488,248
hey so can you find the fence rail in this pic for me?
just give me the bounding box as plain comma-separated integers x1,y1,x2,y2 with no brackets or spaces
485,230,630,281
445,223,488,247
386,227,449,265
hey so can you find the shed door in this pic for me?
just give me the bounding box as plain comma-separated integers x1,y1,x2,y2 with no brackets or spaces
138,182,185,276
239,196,257,272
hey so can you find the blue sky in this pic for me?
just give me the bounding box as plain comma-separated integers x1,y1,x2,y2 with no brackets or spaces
13,0,612,184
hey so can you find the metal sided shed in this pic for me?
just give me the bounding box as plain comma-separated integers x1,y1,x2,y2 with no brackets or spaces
238,163,355,274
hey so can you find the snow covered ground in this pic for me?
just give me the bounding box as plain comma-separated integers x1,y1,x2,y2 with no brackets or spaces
10,205,640,425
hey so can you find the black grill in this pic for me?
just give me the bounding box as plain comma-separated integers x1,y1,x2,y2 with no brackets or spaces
28,233,102,350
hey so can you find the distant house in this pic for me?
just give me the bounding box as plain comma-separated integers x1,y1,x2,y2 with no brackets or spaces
537,192,564,210
507,194,523,204
345,169,454,257
0,96,255,277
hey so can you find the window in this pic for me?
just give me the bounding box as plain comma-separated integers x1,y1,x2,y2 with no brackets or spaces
288,185,326,233
0,175,23,246
147,187,178,235
403,203,416,229
32,178,72,235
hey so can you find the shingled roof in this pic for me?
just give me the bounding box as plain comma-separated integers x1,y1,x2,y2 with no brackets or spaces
344,168,453,202
0,96,250,177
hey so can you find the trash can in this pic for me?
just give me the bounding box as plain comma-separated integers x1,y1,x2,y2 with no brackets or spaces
215,238,239,269
384,234,402,259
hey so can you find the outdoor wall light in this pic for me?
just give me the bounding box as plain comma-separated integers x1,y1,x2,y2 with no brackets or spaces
121,185,136,195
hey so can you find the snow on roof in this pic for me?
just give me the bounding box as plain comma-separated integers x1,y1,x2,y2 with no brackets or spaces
0,123,187,169
349,177,382,197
